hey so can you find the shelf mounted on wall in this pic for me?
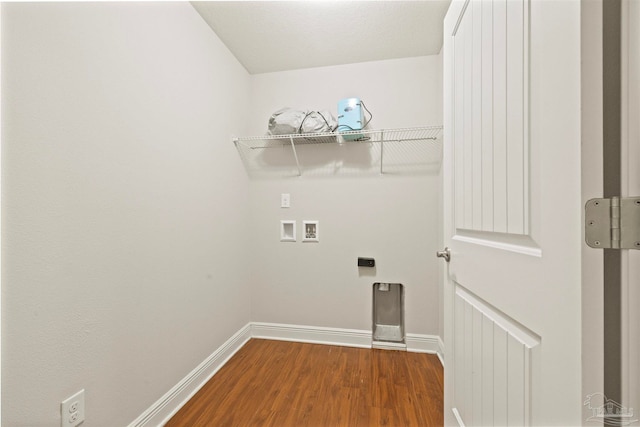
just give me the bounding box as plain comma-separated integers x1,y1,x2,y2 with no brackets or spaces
233,126,443,178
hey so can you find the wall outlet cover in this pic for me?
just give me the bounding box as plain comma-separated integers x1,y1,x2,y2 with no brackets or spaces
61,389,85,427
281,193,291,208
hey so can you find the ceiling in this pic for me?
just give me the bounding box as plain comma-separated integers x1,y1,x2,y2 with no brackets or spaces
191,1,451,75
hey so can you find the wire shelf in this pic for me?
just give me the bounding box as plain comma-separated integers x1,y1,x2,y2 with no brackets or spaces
233,126,443,178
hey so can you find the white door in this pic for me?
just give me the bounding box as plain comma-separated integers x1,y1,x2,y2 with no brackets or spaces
443,1,587,425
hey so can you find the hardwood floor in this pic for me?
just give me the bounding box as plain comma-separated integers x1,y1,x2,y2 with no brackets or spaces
166,339,443,426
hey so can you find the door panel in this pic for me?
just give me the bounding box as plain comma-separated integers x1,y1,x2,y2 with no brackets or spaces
452,285,540,426
492,0,508,234
480,0,494,232
505,0,526,235
452,0,528,236
444,0,584,425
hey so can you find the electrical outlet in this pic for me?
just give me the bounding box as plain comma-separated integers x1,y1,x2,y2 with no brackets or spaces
61,389,85,427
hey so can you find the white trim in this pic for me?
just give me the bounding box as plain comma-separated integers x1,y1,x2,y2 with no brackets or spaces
452,232,542,258
406,333,444,358
580,0,605,422
456,286,541,348
372,341,407,351
128,324,252,427
251,322,372,349
252,322,444,359
452,407,466,426
437,336,445,367
0,5,3,420
621,0,640,416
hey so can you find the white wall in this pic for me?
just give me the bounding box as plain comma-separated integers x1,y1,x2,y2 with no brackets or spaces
247,56,442,135
248,57,442,335
1,3,251,426
2,5,444,425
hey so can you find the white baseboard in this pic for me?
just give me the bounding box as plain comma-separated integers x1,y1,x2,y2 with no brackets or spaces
128,323,252,427
406,332,442,356
129,322,443,426
252,322,443,360
250,322,372,348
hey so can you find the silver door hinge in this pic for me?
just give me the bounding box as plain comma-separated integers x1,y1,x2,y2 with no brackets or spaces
585,197,640,249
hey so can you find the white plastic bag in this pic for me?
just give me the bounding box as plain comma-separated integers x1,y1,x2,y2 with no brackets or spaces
267,108,337,135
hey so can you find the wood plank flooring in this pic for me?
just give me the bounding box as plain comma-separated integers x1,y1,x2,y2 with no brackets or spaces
166,339,443,426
